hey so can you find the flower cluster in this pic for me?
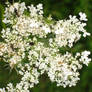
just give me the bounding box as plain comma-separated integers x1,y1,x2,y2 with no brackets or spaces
0,2,91,92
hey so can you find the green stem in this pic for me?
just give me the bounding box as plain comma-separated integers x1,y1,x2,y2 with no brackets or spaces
13,0,14,4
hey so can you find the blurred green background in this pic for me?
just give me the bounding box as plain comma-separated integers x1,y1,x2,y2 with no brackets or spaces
0,0,92,92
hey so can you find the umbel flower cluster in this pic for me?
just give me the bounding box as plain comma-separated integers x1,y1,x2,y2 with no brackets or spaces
0,2,91,92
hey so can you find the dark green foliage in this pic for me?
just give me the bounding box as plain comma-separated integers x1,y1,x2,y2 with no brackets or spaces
0,0,92,92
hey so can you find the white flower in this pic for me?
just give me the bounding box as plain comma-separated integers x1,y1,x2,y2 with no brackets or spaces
0,2,91,92
37,4,43,10
42,26,51,34
13,3,19,10
80,51,91,66
3,18,10,23
0,88,6,92
55,27,64,34
79,12,87,21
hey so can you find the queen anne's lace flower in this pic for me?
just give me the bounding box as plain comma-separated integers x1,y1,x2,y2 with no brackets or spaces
0,2,91,92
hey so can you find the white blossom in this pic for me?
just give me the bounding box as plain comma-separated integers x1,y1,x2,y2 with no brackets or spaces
79,12,88,21
0,2,91,92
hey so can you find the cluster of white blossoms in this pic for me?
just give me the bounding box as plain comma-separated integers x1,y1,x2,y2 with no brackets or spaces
0,2,91,92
